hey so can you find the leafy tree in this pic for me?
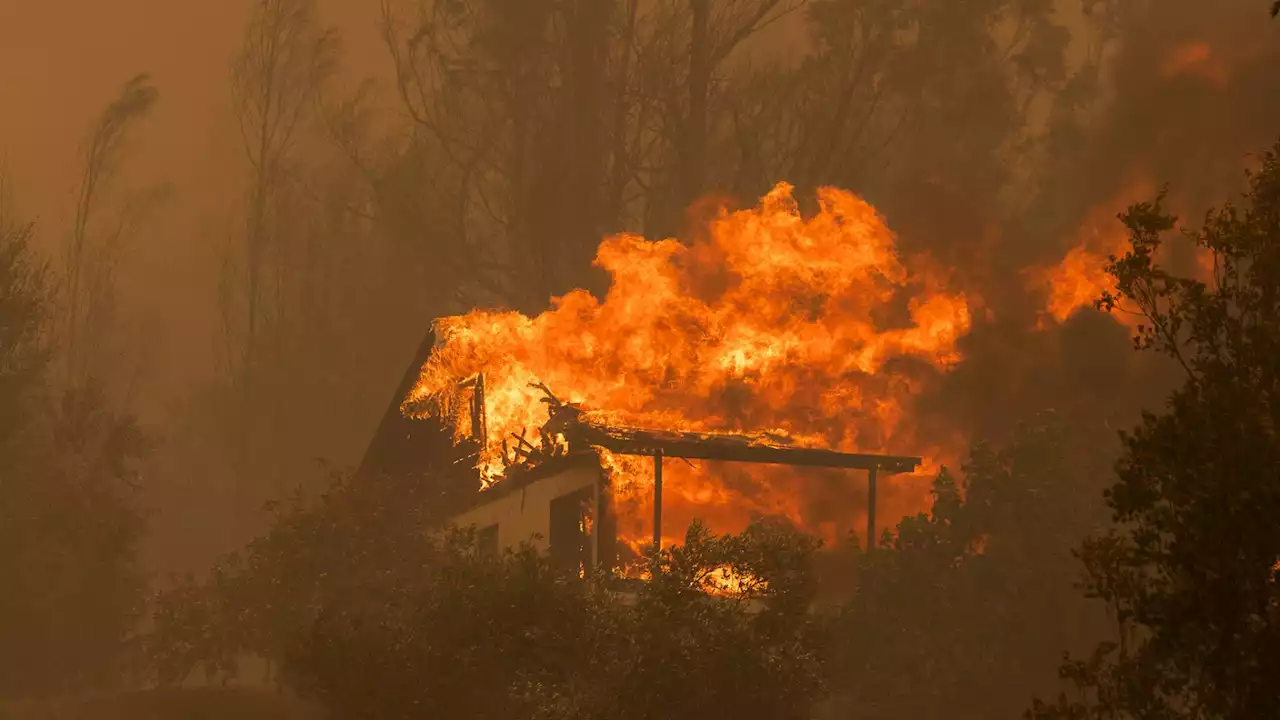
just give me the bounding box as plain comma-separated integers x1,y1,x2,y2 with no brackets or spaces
823,415,1114,720
1,388,150,696
148,464,828,719
0,174,50,452
0,182,150,699
1029,141,1280,719
581,521,826,720
0,87,164,697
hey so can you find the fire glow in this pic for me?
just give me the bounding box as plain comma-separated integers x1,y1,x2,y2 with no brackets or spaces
1028,178,1157,332
403,182,972,545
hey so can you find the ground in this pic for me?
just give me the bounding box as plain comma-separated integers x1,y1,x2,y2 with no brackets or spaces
0,688,325,720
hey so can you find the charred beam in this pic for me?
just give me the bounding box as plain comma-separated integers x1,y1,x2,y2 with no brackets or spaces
472,373,486,445
568,421,921,475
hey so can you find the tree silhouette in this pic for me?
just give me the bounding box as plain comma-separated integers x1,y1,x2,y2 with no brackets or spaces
63,73,161,389
1030,139,1280,719
0,172,50,449
147,465,827,719
824,416,1114,720
0,178,149,700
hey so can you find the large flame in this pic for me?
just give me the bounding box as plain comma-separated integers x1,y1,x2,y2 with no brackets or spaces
405,182,971,547
1028,178,1157,331
1030,171,1224,334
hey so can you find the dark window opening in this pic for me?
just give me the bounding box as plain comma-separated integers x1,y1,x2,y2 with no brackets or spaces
549,487,594,577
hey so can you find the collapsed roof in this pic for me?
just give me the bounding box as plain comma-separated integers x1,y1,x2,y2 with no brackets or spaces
360,331,923,547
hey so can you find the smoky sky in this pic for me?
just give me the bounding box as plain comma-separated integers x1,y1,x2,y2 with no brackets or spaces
2,0,1277,575
0,0,389,420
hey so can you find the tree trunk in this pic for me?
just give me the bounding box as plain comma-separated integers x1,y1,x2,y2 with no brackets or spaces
681,0,712,213
606,0,640,232
564,0,610,294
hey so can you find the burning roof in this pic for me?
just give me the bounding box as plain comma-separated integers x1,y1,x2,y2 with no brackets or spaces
390,176,1178,547
396,182,954,548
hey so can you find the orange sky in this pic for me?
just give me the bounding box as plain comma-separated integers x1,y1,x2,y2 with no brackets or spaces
0,0,389,418
0,1,389,208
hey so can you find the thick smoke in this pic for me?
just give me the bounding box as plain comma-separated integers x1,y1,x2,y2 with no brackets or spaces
6,0,1277,573
904,0,1280,454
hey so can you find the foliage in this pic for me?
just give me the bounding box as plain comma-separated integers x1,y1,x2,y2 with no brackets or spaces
586,521,827,720
0,384,150,698
0,177,150,701
822,415,1114,720
147,466,828,719
0,180,50,451
1029,141,1280,719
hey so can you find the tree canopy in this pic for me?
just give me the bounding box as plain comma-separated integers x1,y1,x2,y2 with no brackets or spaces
147,468,829,719
818,414,1115,720
0,181,149,700
1029,142,1280,719
147,416,1130,719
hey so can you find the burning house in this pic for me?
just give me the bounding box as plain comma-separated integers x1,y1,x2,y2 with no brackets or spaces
356,183,970,571
359,329,924,577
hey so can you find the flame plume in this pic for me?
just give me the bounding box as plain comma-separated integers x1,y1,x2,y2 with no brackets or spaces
404,182,973,545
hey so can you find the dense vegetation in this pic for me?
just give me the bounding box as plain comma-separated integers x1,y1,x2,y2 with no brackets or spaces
1028,145,1280,720
0,177,149,700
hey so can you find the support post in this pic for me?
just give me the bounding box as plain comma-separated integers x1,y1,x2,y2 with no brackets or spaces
866,465,878,550
591,473,601,572
653,449,664,550
472,373,486,445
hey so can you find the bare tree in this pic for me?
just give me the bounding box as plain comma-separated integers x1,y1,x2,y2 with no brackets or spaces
64,74,159,388
229,0,338,383
381,0,598,309
378,0,806,310
677,0,804,214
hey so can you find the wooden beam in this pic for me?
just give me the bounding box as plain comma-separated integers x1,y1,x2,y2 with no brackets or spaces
572,421,921,474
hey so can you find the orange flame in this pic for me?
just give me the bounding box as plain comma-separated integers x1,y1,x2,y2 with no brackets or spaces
1029,179,1156,331
405,182,971,545
1039,244,1120,325
1161,42,1228,88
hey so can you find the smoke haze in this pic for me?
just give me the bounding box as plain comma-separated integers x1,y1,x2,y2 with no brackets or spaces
2,0,1277,575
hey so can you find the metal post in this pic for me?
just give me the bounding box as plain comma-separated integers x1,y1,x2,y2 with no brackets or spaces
866,465,878,550
653,449,664,550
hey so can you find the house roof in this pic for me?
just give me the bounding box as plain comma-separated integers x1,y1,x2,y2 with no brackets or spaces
357,327,921,530
564,420,922,474
355,330,481,517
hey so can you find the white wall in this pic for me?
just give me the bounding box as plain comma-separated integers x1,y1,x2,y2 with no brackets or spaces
451,462,601,555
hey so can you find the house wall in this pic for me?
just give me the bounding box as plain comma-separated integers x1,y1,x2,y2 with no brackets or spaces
450,462,601,556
